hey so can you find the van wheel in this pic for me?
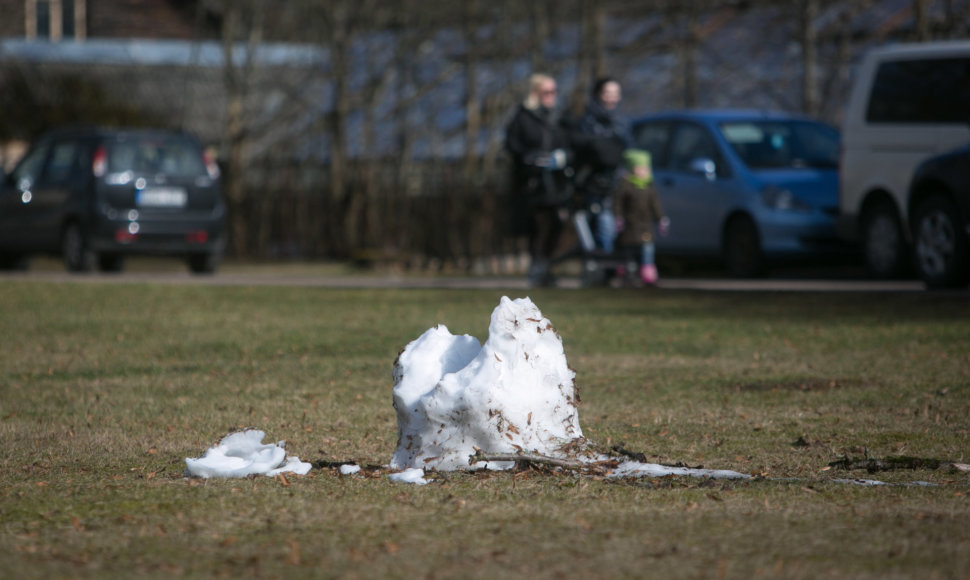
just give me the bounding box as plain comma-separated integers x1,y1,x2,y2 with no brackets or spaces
98,253,126,273
0,253,29,271
62,222,94,273
862,202,907,278
723,215,764,278
188,252,220,274
913,196,969,289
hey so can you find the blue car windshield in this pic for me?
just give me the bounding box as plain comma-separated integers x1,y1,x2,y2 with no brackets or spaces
719,120,839,170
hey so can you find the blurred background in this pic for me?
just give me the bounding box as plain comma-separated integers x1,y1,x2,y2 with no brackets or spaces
1,0,968,270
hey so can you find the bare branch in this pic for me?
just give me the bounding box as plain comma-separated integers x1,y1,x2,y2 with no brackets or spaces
469,450,617,473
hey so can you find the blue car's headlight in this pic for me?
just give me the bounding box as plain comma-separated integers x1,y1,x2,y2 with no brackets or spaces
762,186,811,211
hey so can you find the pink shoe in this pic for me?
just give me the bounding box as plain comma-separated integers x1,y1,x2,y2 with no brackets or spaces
640,264,658,285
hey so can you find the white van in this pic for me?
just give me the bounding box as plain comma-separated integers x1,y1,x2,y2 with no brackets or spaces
839,40,970,278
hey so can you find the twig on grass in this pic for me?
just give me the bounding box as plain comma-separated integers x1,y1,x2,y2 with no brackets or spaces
829,455,969,473
468,450,616,473
610,444,646,462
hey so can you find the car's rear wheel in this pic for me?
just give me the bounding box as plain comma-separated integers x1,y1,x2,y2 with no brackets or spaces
62,222,94,273
862,202,908,279
98,253,126,273
723,215,764,278
187,252,220,275
0,253,29,271
913,195,969,289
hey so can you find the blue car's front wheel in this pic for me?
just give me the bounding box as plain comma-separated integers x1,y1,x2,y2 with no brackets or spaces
723,215,764,278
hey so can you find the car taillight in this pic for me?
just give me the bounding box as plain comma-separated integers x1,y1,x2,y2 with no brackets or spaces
115,229,138,243
186,231,209,244
203,150,220,179
92,146,108,177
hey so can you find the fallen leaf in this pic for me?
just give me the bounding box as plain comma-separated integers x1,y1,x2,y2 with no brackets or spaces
288,540,301,565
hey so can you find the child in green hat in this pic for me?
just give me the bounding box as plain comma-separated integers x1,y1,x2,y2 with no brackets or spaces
615,149,669,285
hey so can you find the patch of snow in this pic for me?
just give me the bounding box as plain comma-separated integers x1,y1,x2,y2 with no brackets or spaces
339,464,361,475
832,478,937,487
185,430,312,478
391,296,584,471
388,467,430,485
608,461,751,480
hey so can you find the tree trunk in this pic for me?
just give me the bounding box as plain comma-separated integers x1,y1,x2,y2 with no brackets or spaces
327,0,351,257
220,0,263,258
463,0,481,181
913,0,930,40
592,3,606,82
681,3,699,108
573,0,596,115
530,0,549,74
801,0,819,116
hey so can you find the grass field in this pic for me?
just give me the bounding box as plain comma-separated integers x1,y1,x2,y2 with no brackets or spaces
0,279,968,579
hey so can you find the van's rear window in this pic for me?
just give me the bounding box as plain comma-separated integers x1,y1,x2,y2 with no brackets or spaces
108,137,206,177
866,57,970,124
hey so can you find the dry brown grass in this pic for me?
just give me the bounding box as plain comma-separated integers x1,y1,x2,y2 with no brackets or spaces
0,280,967,578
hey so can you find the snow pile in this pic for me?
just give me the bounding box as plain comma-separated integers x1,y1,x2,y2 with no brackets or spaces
389,296,751,483
185,430,312,478
608,461,749,480
391,296,584,471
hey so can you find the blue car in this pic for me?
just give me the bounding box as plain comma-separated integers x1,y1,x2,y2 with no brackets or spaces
630,110,842,276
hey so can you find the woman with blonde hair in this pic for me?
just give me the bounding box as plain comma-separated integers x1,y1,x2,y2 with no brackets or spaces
504,74,572,287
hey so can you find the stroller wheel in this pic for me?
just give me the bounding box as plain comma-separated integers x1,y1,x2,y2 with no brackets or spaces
581,259,607,287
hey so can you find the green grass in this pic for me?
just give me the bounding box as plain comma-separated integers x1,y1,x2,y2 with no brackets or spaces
0,280,968,579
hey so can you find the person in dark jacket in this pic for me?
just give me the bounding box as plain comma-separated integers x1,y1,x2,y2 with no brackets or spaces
569,77,631,255
505,73,572,287
615,149,669,285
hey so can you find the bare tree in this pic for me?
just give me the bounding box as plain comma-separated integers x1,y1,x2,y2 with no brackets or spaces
680,2,700,108
463,0,482,180
914,0,930,40
220,0,265,258
800,0,819,115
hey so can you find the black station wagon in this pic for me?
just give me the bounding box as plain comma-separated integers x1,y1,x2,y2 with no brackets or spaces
0,127,226,273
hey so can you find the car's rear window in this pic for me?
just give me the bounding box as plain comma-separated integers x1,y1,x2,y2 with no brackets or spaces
719,120,839,170
108,136,206,177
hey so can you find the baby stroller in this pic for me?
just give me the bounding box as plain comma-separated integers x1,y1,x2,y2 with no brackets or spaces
548,204,636,288
570,208,639,287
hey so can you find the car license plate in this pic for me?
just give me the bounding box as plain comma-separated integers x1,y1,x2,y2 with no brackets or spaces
136,187,187,207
